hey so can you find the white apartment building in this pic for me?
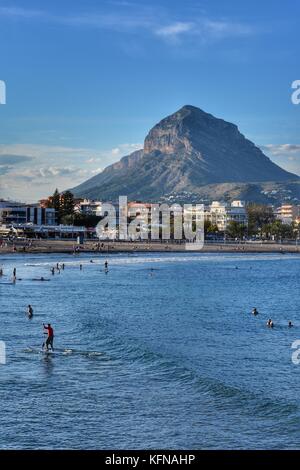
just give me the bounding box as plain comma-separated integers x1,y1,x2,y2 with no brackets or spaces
75,199,102,216
206,200,248,231
275,204,300,225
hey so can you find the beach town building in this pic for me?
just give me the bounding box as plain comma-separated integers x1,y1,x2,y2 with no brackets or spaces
275,204,300,225
0,200,88,239
205,200,248,231
0,201,56,226
74,199,102,216
122,200,248,237
125,200,247,234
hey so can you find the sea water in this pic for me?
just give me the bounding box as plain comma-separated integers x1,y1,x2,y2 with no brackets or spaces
0,252,299,449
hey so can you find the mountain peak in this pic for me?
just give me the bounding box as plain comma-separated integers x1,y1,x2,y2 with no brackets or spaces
143,104,237,155
72,106,299,202
177,104,210,115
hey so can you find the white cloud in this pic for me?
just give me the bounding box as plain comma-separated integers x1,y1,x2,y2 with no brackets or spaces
91,167,103,175
156,22,194,39
111,147,121,156
111,143,142,155
261,144,300,156
0,5,255,46
261,144,300,176
0,142,142,202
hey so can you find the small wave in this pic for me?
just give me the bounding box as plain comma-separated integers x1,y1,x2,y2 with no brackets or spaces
112,338,298,421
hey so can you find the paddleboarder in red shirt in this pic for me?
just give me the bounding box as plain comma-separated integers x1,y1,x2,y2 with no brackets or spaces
43,323,54,351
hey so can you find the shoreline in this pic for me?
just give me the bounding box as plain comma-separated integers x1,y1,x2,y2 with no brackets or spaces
1,240,300,254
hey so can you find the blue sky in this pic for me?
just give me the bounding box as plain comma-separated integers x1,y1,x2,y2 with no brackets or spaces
0,0,300,201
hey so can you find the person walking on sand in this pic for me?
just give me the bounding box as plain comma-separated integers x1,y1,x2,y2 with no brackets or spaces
43,323,54,351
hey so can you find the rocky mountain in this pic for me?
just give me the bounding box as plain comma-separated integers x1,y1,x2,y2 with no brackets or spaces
72,105,299,203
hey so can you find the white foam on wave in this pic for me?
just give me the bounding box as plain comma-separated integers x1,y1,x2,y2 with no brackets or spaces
23,252,300,269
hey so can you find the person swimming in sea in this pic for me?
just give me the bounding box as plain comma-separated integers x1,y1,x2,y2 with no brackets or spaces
267,319,274,328
252,307,259,316
288,321,294,328
27,305,33,319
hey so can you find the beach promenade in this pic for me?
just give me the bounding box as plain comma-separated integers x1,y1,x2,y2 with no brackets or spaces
1,239,299,254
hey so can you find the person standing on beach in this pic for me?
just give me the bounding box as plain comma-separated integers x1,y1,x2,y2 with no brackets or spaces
43,323,54,351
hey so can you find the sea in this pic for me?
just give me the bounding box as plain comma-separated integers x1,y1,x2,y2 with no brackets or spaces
0,251,299,449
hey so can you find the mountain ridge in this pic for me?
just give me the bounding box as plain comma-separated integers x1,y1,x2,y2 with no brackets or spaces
72,105,299,203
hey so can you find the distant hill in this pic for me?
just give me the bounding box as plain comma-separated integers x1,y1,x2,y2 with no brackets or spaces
72,105,299,203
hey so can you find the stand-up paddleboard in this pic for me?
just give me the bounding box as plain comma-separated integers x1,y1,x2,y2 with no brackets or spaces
23,347,103,357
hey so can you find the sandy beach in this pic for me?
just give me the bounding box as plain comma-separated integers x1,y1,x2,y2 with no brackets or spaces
1,239,299,254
